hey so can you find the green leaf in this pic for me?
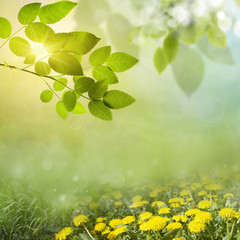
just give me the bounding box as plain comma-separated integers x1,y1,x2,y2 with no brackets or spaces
195,17,209,37
89,46,111,66
72,102,86,114
44,33,70,53
62,90,77,112
88,81,108,100
162,229,182,240
92,66,118,84
18,3,41,25
0,17,12,39
48,52,83,76
207,23,226,48
74,77,95,94
25,22,55,43
40,90,53,103
53,78,68,91
106,52,139,72
38,1,77,24
103,90,135,109
56,101,68,120
35,62,51,76
24,53,37,64
88,100,112,121
163,32,179,63
9,37,32,57
153,47,168,74
62,31,100,55
180,24,198,44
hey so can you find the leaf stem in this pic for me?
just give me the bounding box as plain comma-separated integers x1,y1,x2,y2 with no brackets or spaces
22,54,50,70
83,224,95,240
41,78,61,100
0,26,26,49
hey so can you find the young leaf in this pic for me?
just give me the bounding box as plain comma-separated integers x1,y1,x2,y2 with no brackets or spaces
103,90,135,109
40,90,53,103
9,37,32,57
24,53,37,64
56,101,68,120
62,32,100,55
62,90,77,112
74,77,95,94
88,81,108,100
25,22,55,43
18,3,41,25
163,32,179,63
35,62,51,76
106,52,139,72
180,24,198,44
43,33,70,53
207,23,226,48
0,17,12,39
89,46,111,66
88,100,112,121
153,47,168,74
38,1,77,24
48,52,83,75
92,66,118,84
72,102,86,114
53,78,68,91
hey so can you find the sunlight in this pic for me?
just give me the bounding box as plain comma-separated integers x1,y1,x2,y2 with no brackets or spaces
31,42,48,59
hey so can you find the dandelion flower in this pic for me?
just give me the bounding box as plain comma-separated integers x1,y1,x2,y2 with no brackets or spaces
73,215,89,227
109,219,122,228
107,231,115,240
198,191,207,197
132,195,142,202
218,208,235,219
114,201,123,207
170,203,180,208
139,212,153,221
191,183,202,190
224,193,234,199
195,211,212,223
96,217,107,222
158,207,171,215
122,216,135,224
205,183,221,191
102,227,111,235
149,216,168,231
94,223,106,232
185,208,201,217
173,238,184,240
172,215,187,222
198,200,211,209
130,200,148,208
188,220,205,233
114,226,127,236
89,202,99,210
55,227,73,240
166,222,183,231
152,201,165,207
169,198,184,205
180,189,189,196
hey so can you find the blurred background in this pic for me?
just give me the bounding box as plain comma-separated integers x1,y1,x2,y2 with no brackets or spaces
0,0,240,206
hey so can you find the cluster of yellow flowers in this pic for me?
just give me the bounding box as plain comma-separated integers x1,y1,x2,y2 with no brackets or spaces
55,176,240,240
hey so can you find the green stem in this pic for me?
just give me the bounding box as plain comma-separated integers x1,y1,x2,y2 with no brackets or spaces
0,62,91,101
229,223,235,240
227,220,229,240
0,26,26,49
42,78,61,100
83,224,95,240
22,54,50,70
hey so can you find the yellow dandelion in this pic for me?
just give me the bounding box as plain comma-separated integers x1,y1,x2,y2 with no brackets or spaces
148,216,169,231
205,183,221,191
198,200,211,210
166,222,183,231
139,212,153,221
109,219,122,228
198,191,207,197
130,200,148,208
132,195,142,202
195,211,212,223
218,208,235,219
114,226,127,236
152,201,165,207
139,221,152,231
188,220,205,233
180,189,189,196
96,217,107,222
73,215,89,227
169,198,184,204
191,183,202,190
149,191,158,198
89,202,99,210
55,227,73,240
186,198,193,203
122,216,135,225
107,231,115,240
173,238,184,240
102,227,110,235
224,193,234,199
185,208,201,217
94,223,106,232
170,203,180,208
172,215,187,222
114,201,123,207
158,207,171,215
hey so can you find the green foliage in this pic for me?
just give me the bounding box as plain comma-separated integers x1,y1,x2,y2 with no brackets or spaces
92,66,118,84
106,52,139,72
40,90,53,103
88,100,112,121
48,52,83,76
103,90,135,109
0,17,12,39
163,32,179,63
9,37,32,57
38,1,77,24
0,0,138,121
25,22,55,43
35,62,51,76
62,90,77,112
207,23,227,49
153,47,168,75
89,46,111,66
18,3,41,25
53,78,68,91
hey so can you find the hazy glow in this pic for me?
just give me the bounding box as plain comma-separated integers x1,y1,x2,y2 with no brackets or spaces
172,5,191,26
234,19,240,37
32,43,48,59
209,0,225,8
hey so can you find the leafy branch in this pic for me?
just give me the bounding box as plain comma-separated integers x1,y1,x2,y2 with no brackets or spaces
0,1,139,121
